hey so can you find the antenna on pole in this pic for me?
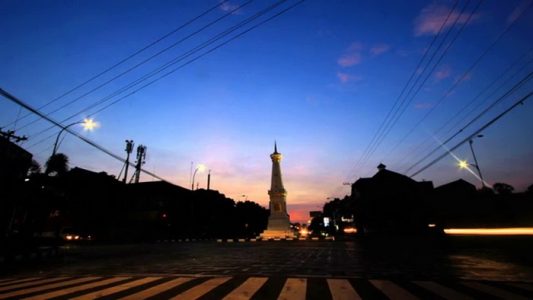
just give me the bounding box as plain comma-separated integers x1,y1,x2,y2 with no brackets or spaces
130,145,146,184
123,140,134,183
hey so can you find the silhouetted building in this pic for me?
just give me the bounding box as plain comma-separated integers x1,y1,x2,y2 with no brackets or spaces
1,137,32,236
351,164,433,234
435,179,476,196
0,136,32,185
432,179,477,227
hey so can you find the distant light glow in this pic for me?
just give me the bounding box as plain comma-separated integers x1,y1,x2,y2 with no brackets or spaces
82,118,98,131
428,223,436,228
445,228,533,235
458,160,469,169
299,228,309,236
343,227,357,234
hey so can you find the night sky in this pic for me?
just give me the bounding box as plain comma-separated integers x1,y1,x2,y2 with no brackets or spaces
1,0,532,222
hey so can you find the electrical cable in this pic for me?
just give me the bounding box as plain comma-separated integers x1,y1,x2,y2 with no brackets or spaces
2,0,231,129
397,48,533,172
3,0,306,183
365,0,481,170
14,0,253,132
384,0,530,164
346,0,460,180
0,87,167,181
410,91,533,177
25,0,294,149
380,0,484,160
405,71,533,174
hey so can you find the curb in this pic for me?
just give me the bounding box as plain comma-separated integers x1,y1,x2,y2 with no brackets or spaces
156,236,336,243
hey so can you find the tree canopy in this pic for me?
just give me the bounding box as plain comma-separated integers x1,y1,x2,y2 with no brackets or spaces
45,153,69,176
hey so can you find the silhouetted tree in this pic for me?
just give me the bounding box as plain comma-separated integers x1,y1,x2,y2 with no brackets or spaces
28,159,41,175
45,153,69,176
493,182,514,195
528,184,533,194
235,200,268,238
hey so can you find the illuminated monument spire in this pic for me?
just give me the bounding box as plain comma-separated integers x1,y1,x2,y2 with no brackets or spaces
261,142,293,239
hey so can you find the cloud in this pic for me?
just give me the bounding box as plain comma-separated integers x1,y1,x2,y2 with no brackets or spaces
219,1,242,14
337,72,362,84
370,43,390,56
337,42,363,67
414,3,480,36
337,53,361,67
434,65,451,80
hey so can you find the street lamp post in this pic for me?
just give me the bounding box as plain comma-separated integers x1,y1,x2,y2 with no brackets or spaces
191,164,206,190
469,134,486,188
52,118,98,156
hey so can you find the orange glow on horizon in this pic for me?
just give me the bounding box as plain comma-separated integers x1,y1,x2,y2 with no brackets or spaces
289,209,310,224
445,227,533,235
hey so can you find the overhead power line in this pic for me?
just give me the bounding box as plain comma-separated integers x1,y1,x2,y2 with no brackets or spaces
9,0,306,175
367,0,481,169
347,0,460,179
405,71,533,174
25,0,300,149
410,91,533,177
14,0,253,132
0,87,167,182
385,0,530,163
397,48,533,172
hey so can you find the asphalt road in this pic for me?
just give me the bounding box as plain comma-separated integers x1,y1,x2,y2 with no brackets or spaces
3,236,533,281
1,236,533,299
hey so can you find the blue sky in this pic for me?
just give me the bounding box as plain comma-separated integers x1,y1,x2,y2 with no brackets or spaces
1,0,532,222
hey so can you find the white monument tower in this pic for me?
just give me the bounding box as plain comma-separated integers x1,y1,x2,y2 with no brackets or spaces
261,142,294,239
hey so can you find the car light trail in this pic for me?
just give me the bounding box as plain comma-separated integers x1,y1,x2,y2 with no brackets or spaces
444,228,533,235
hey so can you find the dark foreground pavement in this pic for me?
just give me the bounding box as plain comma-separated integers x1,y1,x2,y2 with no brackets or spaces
1,236,533,299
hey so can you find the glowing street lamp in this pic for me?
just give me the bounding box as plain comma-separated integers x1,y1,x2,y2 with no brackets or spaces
52,118,99,156
458,160,469,169
191,164,206,190
457,135,486,188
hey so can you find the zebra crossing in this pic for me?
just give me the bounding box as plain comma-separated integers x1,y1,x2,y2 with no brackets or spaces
0,275,531,299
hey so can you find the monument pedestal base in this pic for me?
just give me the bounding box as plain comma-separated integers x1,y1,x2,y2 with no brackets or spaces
260,213,294,239
260,229,294,239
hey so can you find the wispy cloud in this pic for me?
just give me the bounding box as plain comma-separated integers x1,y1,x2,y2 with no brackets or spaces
337,42,363,67
337,53,361,67
219,1,242,14
337,72,362,84
434,65,452,80
414,3,480,36
370,43,390,56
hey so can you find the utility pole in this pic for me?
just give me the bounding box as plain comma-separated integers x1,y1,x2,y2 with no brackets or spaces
469,136,486,188
207,169,211,190
130,145,146,184
0,129,27,143
123,140,134,183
